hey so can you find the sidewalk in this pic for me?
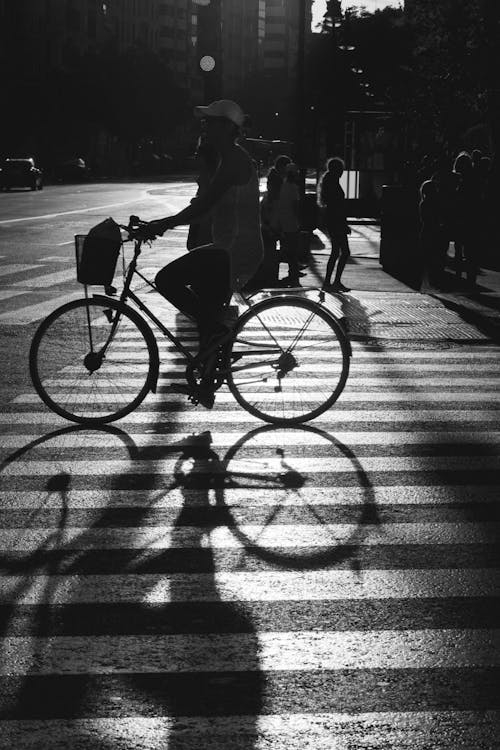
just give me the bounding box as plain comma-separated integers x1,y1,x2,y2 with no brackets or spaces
287,223,500,345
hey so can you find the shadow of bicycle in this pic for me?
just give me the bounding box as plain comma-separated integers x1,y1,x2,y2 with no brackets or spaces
0,418,379,747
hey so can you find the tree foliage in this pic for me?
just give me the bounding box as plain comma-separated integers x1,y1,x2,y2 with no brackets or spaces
406,0,490,146
313,0,497,153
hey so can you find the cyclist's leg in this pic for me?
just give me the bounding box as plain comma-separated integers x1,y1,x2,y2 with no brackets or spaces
155,245,230,338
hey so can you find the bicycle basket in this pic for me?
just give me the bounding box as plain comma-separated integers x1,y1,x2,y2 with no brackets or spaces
75,217,122,286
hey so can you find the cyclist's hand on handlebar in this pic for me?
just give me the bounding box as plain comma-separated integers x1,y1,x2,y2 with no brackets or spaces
139,217,175,240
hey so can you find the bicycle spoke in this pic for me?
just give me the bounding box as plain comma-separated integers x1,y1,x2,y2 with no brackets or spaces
227,298,349,424
30,299,154,423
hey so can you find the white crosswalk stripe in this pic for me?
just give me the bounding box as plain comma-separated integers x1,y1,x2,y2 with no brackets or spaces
0,290,499,749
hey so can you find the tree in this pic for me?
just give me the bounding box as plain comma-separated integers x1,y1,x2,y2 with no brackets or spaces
404,0,495,152
307,4,410,156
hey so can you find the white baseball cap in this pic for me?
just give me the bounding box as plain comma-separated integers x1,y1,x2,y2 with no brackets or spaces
194,99,245,127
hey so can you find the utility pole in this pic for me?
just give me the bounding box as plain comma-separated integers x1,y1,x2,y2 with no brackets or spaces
295,0,307,197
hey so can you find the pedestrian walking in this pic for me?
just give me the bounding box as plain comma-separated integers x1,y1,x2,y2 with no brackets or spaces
419,179,447,289
243,154,293,291
267,154,292,205
276,162,301,287
318,156,351,293
431,157,456,287
453,150,479,286
266,155,291,232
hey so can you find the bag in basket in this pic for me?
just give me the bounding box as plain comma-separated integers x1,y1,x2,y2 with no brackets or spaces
77,218,122,285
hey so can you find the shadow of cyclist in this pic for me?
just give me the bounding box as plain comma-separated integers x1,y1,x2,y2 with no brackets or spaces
128,430,263,749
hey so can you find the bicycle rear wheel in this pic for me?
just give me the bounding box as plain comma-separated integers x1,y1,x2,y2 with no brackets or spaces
30,297,156,424
227,296,350,424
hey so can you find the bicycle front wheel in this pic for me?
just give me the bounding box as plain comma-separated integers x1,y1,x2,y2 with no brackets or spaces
227,296,350,424
30,297,156,424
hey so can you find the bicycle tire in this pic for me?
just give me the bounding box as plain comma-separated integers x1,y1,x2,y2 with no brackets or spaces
226,296,350,424
29,297,156,424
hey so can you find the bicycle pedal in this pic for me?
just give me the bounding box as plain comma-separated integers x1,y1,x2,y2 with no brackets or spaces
189,386,215,409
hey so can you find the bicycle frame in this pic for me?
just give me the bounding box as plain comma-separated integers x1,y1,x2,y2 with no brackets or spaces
86,237,197,369
83,232,349,388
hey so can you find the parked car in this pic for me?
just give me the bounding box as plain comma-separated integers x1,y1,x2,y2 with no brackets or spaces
1,157,43,190
55,157,90,183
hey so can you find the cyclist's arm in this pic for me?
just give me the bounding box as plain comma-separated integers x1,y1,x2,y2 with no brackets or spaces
154,156,242,233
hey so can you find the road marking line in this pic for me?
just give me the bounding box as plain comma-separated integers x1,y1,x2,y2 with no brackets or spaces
0,485,497,509
2,430,498,449
2,455,498,475
0,263,40,277
2,629,500,675
1,409,499,424
1,568,497,604
11,268,76,288
33,376,500,389
0,289,28,302
0,291,82,324
0,200,138,225
0,522,497,552
0,712,497,750
13,390,500,403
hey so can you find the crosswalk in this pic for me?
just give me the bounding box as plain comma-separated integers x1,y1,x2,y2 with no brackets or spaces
0,256,166,325
0,298,500,748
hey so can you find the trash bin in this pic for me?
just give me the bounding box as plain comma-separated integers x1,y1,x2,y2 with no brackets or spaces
380,185,422,289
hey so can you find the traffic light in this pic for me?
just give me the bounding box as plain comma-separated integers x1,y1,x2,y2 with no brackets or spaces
194,0,221,100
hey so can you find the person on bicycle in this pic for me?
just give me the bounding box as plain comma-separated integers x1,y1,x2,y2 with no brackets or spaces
146,99,264,355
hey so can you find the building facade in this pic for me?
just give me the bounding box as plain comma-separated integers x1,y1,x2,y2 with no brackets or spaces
1,0,314,159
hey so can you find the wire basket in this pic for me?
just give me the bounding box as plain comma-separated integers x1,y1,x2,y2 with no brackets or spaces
75,233,121,286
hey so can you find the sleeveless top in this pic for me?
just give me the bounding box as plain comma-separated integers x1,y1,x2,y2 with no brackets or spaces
212,162,264,291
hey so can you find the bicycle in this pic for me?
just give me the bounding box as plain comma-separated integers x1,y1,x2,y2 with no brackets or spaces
29,215,351,426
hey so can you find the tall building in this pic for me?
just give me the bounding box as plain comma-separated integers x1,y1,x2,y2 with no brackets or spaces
0,0,110,76
0,0,314,157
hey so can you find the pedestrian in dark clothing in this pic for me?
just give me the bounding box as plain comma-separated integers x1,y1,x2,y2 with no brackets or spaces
431,159,457,284
318,156,351,293
267,154,292,202
453,150,479,286
266,154,292,238
419,179,447,288
277,162,301,286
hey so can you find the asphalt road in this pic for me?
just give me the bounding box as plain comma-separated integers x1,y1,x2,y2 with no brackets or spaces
0,180,499,749
0,179,194,403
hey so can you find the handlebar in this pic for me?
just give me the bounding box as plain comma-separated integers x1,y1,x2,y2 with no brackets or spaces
118,215,154,242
